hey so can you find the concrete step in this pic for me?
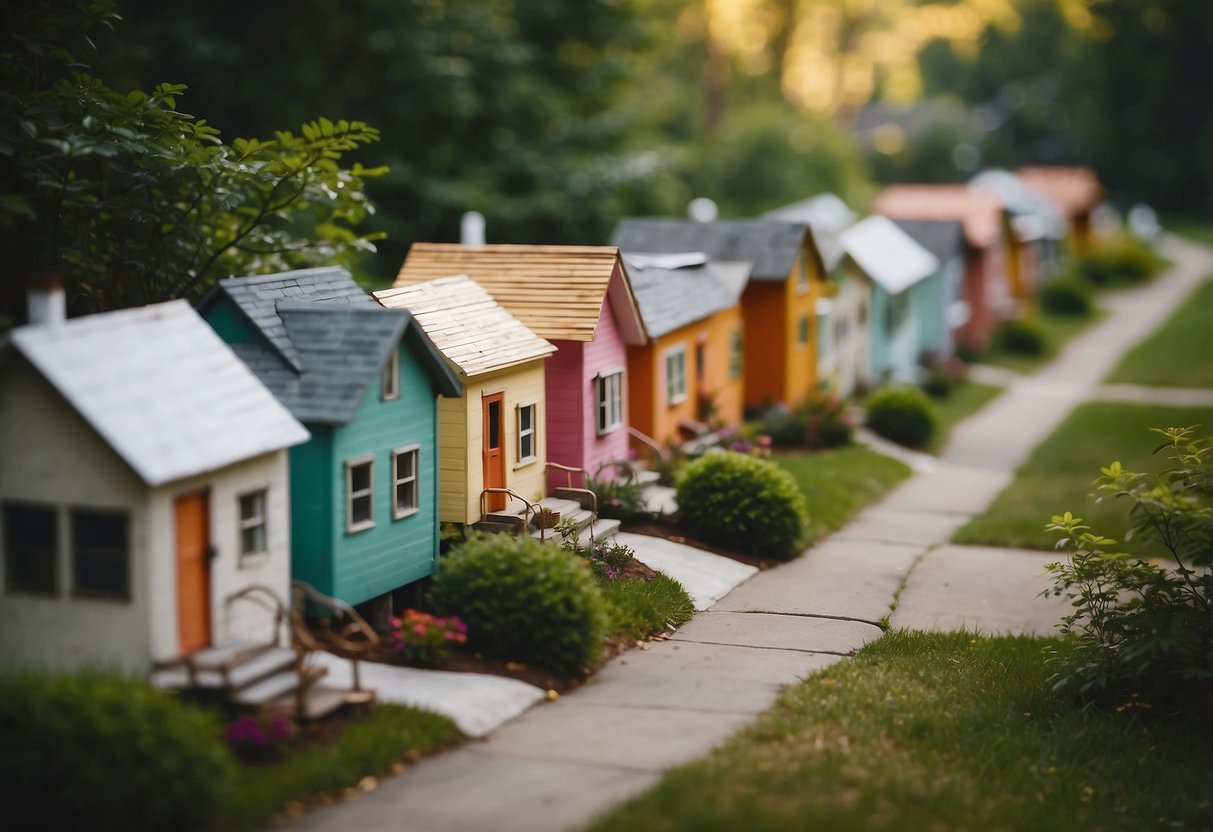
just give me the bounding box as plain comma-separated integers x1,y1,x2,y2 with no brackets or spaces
233,664,320,706
226,647,296,690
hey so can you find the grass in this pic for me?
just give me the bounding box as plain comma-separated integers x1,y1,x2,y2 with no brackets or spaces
587,631,1213,832
954,401,1213,552
1105,278,1213,387
599,573,695,641
1163,215,1213,247
926,381,1003,453
977,308,1105,375
772,446,912,545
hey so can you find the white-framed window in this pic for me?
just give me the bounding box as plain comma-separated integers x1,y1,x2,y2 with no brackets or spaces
664,346,687,406
381,347,400,401
238,490,268,557
392,446,420,519
596,369,624,434
2,501,58,596
345,455,375,533
517,403,537,463
729,328,743,380
798,314,810,346
71,509,130,601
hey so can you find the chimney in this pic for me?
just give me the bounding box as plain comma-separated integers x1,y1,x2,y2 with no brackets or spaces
27,273,65,328
460,211,486,246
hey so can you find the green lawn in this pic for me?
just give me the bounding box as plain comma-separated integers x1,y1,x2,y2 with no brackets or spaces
978,308,1105,375
927,381,1003,453
588,631,1212,832
1163,215,1213,247
773,446,912,545
954,401,1213,552
1105,278,1213,387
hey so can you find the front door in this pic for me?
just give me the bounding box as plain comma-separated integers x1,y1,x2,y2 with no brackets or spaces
482,392,506,512
175,492,211,654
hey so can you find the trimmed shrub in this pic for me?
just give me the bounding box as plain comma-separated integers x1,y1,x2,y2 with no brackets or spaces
995,318,1047,355
675,451,808,559
0,670,233,831
1041,276,1094,316
865,386,938,448
1074,236,1162,287
429,533,610,676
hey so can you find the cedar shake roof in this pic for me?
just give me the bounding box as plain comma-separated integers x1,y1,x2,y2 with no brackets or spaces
374,276,555,379
873,185,1006,250
1015,166,1104,217
611,218,820,282
394,244,646,345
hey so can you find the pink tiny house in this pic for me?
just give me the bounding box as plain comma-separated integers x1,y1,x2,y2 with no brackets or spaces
395,244,648,490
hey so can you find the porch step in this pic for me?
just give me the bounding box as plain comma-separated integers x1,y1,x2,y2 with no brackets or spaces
226,647,296,691
267,685,359,721
233,665,316,706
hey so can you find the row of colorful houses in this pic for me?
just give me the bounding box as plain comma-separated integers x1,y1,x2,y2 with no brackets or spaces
0,166,1104,677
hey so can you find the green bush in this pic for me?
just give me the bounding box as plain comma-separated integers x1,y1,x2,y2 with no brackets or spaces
1074,236,1161,287
675,451,809,559
587,460,651,522
1040,276,1095,316
598,574,695,641
799,393,853,449
429,533,610,676
995,318,1046,355
755,404,806,448
864,386,938,448
0,670,233,831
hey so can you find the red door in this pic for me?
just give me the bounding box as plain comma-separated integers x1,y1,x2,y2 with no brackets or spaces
482,392,506,512
175,492,211,654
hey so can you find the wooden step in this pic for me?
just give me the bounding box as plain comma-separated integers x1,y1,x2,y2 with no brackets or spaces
226,647,296,691
232,667,310,706
266,685,358,721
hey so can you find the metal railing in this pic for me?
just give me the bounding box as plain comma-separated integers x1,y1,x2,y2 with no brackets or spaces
478,487,541,539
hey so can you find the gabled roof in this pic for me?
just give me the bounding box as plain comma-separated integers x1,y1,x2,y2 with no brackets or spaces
873,185,1006,250
374,276,555,379
611,218,820,282
201,267,461,424
839,216,940,295
394,244,646,345
1015,166,1104,217
6,300,308,487
621,253,748,339
889,218,967,264
763,194,857,271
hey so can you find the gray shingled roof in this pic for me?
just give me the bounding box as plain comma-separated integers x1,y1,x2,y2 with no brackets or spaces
888,218,966,263
201,268,460,425
622,254,747,338
611,219,811,282
763,194,856,272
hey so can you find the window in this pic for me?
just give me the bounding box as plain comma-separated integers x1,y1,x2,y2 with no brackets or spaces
596,370,624,434
392,446,420,519
517,403,537,462
381,347,400,401
71,509,129,600
886,292,910,335
345,457,374,533
798,314,810,346
664,346,687,406
3,502,57,595
729,329,743,380
238,491,267,557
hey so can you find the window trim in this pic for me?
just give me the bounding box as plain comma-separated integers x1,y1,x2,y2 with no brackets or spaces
69,507,131,602
345,455,376,534
237,489,269,560
595,368,625,435
381,347,400,401
516,402,538,466
391,445,421,520
664,345,688,406
2,500,59,597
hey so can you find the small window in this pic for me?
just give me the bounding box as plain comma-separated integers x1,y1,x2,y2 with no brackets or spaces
517,403,537,462
71,509,129,600
3,502,57,596
664,347,687,406
346,457,374,533
596,371,624,434
381,347,400,401
729,329,743,380
798,314,810,346
392,446,420,519
238,490,268,557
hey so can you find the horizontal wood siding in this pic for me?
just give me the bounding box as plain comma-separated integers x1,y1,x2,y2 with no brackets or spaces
704,306,745,431
437,392,469,525
783,255,820,407
740,282,787,409
288,428,334,595
580,303,631,482
625,343,656,452
544,340,585,488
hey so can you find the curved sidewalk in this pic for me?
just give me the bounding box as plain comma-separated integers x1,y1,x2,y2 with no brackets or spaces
287,238,1212,832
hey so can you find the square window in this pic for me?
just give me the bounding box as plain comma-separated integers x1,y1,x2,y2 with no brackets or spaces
346,458,374,532
392,447,420,519
238,490,268,557
71,510,129,600
596,371,623,434
664,347,687,406
517,404,537,462
3,502,57,595
381,348,400,401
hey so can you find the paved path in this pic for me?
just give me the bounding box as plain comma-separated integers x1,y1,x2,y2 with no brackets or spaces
287,238,1212,832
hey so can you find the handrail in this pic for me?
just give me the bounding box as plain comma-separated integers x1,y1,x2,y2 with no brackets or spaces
478,487,541,540
290,581,379,711
225,584,287,649
628,426,670,464
545,460,589,490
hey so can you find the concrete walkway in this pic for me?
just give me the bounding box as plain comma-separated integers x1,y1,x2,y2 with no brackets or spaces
287,238,1212,832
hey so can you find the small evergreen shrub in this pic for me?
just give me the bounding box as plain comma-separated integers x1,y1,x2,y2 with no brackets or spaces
0,670,233,831
994,318,1046,355
675,451,808,559
1041,276,1094,316
864,386,938,448
429,533,610,676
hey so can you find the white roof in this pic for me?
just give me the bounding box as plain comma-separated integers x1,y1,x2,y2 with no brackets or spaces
10,300,309,486
838,215,940,295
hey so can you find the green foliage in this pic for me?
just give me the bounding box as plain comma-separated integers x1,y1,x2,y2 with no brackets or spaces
675,451,809,559
1106,278,1213,389
559,530,637,582
754,404,807,448
1042,427,1213,712
994,318,1047,356
598,574,695,642
756,394,854,450
0,670,233,831
1073,236,1163,288
587,460,653,522
1040,276,1095,317
864,386,938,448
429,533,609,677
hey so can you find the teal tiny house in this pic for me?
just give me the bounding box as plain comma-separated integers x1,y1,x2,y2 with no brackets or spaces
199,269,461,611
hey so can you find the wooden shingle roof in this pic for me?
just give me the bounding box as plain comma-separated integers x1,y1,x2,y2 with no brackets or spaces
394,244,646,345
374,276,555,379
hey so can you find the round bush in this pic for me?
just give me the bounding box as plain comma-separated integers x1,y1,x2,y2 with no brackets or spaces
996,318,1046,355
0,670,233,830
756,405,806,448
865,386,938,448
429,533,610,676
674,451,808,559
1041,277,1094,316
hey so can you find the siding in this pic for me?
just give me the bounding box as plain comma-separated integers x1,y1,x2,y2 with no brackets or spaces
782,254,820,407
288,429,334,594
740,282,787,408
544,340,586,484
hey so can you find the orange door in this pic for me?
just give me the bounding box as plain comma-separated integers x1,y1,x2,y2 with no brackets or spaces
174,492,211,654
482,392,506,512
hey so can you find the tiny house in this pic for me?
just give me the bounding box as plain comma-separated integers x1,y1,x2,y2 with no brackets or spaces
890,218,968,361
374,276,555,525
1015,166,1105,255
0,290,308,673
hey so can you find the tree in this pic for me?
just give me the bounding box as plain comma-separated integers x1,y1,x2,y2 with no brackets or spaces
0,0,385,324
